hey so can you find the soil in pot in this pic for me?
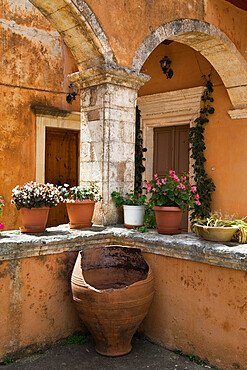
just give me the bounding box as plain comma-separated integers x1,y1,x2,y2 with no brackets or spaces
71,246,154,357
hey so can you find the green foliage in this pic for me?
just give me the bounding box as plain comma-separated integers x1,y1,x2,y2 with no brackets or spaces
133,225,148,233
135,106,147,194
144,203,156,228
189,75,216,219
174,350,208,367
111,190,146,208
62,333,87,346
3,357,14,366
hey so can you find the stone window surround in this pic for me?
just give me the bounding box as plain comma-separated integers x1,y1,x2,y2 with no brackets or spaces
1,225,247,273
33,107,81,183
137,86,206,183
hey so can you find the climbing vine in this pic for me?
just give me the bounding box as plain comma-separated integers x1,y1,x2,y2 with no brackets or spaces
189,74,216,219
134,106,147,194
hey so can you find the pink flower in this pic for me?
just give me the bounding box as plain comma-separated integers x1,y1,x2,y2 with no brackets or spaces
191,186,197,193
181,176,186,181
195,193,200,200
154,173,158,180
169,170,175,176
0,223,4,229
161,178,166,185
152,188,156,192
156,180,161,187
173,175,179,182
196,200,201,206
163,192,166,195
189,183,192,187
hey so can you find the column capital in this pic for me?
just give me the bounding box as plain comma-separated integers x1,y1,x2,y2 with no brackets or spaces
68,64,150,90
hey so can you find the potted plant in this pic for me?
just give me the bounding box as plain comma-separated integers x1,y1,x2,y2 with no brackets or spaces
11,182,62,233
111,190,146,229
147,170,200,234
60,183,102,229
193,214,247,243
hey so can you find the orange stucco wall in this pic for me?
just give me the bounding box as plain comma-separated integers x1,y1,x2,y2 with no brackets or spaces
85,0,247,68
142,252,247,370
0,252,84,360
138,40,247,219
0,0,80,230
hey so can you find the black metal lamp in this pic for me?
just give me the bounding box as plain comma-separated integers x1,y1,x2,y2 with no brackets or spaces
160,56,174,79
66,83,78,104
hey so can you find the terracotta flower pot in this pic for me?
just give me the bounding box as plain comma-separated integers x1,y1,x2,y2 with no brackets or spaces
153,206,183,235
71,246,154,357
66,199,96,229
20,207,50,233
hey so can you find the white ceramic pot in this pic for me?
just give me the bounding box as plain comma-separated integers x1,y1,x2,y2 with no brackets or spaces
123,205,145,229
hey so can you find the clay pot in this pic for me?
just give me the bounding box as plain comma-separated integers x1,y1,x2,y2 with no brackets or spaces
153,206,183,235
66,199,96,229
20,207,50,233
123,205,145,229
194,224,239,242
71,246,154,357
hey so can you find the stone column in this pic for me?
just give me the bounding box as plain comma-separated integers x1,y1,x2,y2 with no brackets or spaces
69,65,150,225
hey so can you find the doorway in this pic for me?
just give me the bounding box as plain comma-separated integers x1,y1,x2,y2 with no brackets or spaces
45,127,79,227
153,124,189,230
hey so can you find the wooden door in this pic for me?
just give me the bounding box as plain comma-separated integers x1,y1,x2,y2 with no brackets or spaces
153,125,189,230
45,128,79,227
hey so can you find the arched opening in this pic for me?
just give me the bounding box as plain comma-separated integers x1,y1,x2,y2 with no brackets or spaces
132,19,247,111
28,0,116,70
136,36,247,221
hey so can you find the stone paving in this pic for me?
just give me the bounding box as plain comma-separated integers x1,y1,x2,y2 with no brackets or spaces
3,336,213,370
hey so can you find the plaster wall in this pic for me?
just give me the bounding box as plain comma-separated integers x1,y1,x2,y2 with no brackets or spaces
0,253,84,360
0,0,80,230
138,41,247,219
142,252,247,370
85,0,247,68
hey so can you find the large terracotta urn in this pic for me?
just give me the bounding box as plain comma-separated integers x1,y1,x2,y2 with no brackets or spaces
71,246,154,356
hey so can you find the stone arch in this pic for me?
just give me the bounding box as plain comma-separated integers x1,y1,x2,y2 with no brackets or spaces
29,0,116,70
131,19,247,111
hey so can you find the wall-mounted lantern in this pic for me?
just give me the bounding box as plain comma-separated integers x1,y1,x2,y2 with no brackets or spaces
66,83,78,104
160,56,174,79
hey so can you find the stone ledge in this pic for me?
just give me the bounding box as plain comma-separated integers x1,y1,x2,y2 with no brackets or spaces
0,225,247,271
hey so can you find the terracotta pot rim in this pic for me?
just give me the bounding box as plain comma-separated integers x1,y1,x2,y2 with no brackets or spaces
72,268,154,293
65,199,97,204
152,206,182,212
194,223,239,230
20,206,50,210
